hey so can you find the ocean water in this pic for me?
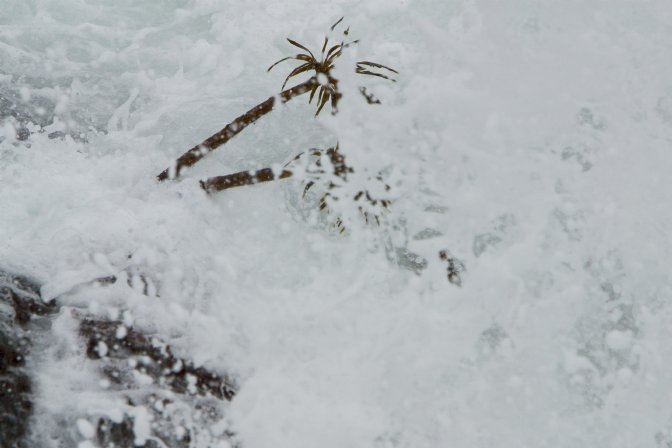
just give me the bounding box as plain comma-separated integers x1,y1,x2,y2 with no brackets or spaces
1,0,672,446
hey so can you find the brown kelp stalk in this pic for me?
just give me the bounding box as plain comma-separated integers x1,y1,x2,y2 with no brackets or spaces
200,167,294,193
156,77,318,181
158,17,396,183
200,147,392,234
80,317,236,400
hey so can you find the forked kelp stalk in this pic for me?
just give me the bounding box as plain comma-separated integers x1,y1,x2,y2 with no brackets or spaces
157,78,318,181
157,17,396,182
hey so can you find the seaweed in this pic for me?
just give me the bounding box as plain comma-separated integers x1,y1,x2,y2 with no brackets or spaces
157,17,396,183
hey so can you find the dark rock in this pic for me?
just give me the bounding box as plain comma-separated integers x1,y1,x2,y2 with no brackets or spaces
80,318,236,401
0,270,50,448
0,269,236,447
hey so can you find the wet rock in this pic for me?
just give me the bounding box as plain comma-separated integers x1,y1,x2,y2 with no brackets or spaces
1,269,236,447
0,271,54,448
80,318,236,401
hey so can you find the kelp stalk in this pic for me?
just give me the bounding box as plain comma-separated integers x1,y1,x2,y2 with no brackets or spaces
157,77,318,181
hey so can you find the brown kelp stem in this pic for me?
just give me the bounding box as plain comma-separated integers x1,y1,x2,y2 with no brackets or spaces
157,77,319,181
200,146,350,194
200,167,294,193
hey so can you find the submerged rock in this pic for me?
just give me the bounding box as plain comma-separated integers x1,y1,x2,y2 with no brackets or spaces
0,270,236,447
0,271,56,448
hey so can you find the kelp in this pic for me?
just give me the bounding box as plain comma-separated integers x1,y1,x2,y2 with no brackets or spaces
157,17,396,182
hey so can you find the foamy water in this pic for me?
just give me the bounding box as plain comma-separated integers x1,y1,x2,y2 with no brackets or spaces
2,1,672,446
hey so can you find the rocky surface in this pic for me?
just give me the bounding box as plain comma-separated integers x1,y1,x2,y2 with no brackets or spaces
0,270,236,447
0,271,56,448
